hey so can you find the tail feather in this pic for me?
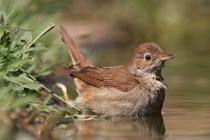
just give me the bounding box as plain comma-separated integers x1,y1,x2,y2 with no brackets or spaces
59,25,92,68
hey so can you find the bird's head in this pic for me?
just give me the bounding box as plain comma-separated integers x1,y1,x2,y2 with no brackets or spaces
127,43,174,76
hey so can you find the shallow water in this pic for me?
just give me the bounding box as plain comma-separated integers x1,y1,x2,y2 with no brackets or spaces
42,49,210,140
49,109,210,140
46,77,210,140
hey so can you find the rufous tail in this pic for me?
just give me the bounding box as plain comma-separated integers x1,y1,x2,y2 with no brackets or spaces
59,25,92,69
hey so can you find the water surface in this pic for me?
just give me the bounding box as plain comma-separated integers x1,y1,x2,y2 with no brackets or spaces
46,77,210,140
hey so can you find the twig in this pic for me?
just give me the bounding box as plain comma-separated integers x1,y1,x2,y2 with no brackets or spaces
18,67,80,111
27,24,55,48
13,24,80,111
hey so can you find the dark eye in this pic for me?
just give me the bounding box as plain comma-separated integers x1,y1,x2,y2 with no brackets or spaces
144,53,151,61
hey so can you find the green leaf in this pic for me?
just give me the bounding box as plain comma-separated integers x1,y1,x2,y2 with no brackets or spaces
13,47,45,57
4,74,42,91
1,58,30,72
9,95,37,109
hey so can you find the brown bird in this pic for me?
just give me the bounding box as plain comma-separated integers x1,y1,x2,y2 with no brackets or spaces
59,26,174,116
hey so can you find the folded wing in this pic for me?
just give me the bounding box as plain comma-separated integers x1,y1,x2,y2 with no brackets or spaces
70,66,139,92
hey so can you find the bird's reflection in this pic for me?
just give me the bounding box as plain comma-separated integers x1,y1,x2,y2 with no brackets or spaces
57,114,165,140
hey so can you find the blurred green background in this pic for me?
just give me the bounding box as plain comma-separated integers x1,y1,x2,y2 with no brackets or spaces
0,0,210,139
60,0,210,78
2,0,209,80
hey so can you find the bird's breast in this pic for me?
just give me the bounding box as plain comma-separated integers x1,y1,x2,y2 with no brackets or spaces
74,76,165,116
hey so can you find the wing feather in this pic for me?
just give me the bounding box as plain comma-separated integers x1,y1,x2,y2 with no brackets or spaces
70,66,139,92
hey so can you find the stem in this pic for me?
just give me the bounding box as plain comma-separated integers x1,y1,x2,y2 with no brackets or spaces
15,24,80,111
27,24,55,48
18,67,81,111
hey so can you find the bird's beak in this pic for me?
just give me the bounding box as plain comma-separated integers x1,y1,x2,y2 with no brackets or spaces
155,54,175,62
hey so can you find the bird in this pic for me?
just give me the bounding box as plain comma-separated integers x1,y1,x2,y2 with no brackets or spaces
59,26,174,116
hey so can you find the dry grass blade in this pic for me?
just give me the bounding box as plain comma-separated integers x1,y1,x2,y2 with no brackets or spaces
27,24,55,48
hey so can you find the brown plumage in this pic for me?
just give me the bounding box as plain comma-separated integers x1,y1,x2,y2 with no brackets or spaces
59,26,174,116
59,26,92,68
70,66,138,92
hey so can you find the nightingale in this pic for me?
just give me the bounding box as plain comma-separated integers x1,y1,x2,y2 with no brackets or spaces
59,26,174,116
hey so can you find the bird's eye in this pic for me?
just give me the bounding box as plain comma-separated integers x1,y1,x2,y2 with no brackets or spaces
144,53,151,61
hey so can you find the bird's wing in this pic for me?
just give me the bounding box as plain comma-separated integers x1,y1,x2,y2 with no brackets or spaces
70,66,139,92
